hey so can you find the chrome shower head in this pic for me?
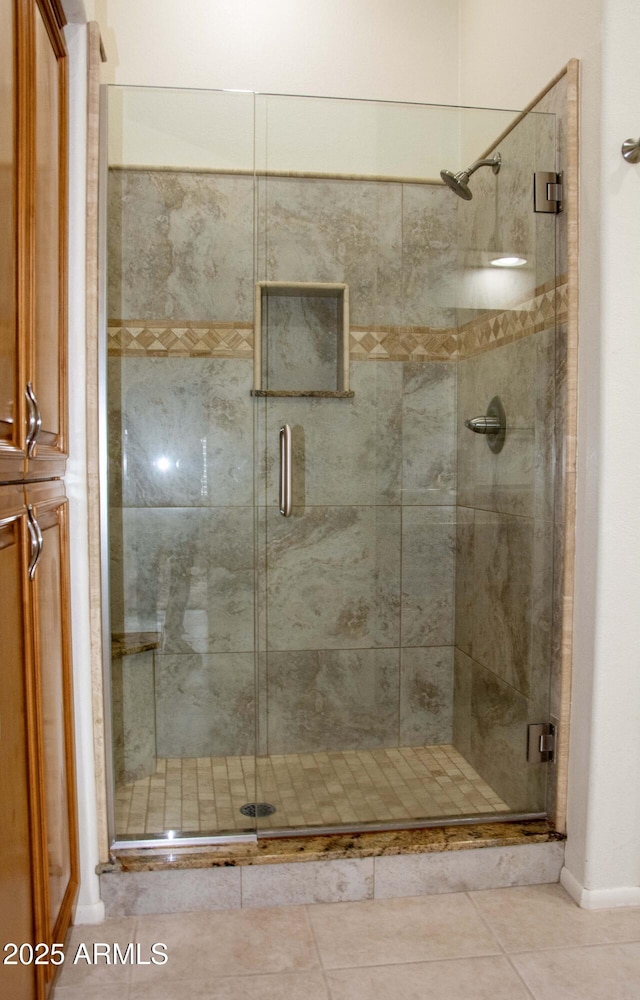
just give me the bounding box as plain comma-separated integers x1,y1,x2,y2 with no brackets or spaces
440,152,501,200
440,168,473,200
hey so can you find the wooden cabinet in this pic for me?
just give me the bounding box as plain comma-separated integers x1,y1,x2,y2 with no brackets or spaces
0,0,68,483
0,484,78,999
0,488,38,1000
0,2,77,998
27,482,78,955
0,0,23,479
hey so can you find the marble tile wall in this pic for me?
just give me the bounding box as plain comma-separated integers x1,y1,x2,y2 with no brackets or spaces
262,293,342,392
107,170,255,323
257,176,457,329
108,169,460,766
109,102,562,809
454,337,556,813
455,112,556,327
111,650,157,783
452,97,563,816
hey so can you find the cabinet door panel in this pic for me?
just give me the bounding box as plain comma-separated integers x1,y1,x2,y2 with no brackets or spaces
0,0,25,480
27,0,67,477
28,485,78,946
0,498,37,1000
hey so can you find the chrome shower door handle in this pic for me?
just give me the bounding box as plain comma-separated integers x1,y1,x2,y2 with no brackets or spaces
279,424,292,517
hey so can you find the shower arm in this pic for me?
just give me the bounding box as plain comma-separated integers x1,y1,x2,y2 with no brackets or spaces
463,154,502,181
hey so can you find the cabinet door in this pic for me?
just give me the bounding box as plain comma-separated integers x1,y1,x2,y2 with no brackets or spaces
0,0,26,481
0,487,39,1000
25,0,67,480
26,481,78,956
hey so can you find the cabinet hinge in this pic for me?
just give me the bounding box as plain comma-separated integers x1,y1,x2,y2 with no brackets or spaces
534,171,563,213
527,722,556,763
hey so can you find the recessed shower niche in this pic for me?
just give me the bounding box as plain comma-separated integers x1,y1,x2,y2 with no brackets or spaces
105,85,565,847
252,281,352,397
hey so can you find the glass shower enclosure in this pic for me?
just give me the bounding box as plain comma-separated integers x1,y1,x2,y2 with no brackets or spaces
104,86,558,846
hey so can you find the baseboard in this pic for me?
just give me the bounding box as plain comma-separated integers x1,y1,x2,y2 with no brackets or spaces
561,866,640,909
74,899,106,924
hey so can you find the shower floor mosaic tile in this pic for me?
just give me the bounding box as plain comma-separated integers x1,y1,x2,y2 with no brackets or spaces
115,744,509,837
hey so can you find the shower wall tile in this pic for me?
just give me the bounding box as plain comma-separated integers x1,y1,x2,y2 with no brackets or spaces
457,335,538,519
453,649,546,813
257,177,456,329
113,507,254,654
108,357,254,508
550,520,566,722
111,650,157,784
154,652,255,758
266,649,400,754
257,176,403,328
469,508,533,697
454,505,475,660
452,648,472,761
553,321,568,527
454,509,553,704
264,505,401,651
401,183,457,326
262,293,341,392
400,506,456,647
109,506,125,632
402,361,457,505
260,362,403,507
108,170,255,322
455,110,556,326
399,646,454,746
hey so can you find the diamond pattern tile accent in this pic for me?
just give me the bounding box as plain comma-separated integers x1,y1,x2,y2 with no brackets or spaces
107,322,254,358
107,280,567,362
349,326,459,362
457,280,568,359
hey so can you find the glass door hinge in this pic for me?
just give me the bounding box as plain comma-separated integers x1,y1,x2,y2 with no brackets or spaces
534,171,563,213
527,722,556,763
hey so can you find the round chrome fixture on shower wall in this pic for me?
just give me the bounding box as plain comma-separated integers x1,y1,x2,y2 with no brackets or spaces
465,396,506,453
440,152,502,200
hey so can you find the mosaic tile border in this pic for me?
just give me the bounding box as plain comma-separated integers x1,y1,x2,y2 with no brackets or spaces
350,326,458,362
108,279,568,363
107,322,254,358
458,280,568,359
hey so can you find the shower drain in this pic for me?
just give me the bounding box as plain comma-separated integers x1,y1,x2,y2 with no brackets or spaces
239,802,276,818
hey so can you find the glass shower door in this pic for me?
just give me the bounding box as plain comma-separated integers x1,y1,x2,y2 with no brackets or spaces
252,94,558,835
106,86,260,843
105,84,559,845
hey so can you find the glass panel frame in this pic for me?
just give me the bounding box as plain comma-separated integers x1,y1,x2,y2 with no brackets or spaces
102,83,557,847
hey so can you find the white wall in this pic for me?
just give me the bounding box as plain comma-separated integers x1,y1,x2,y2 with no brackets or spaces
460,0,640,905
563,0,640,906
458,0,601,109
85,0,459,104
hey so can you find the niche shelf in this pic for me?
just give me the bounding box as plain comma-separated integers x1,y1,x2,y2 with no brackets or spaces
251,281,353,397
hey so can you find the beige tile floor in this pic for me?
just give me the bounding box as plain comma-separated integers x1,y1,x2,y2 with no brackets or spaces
116,744,509,837
53,883,640,999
